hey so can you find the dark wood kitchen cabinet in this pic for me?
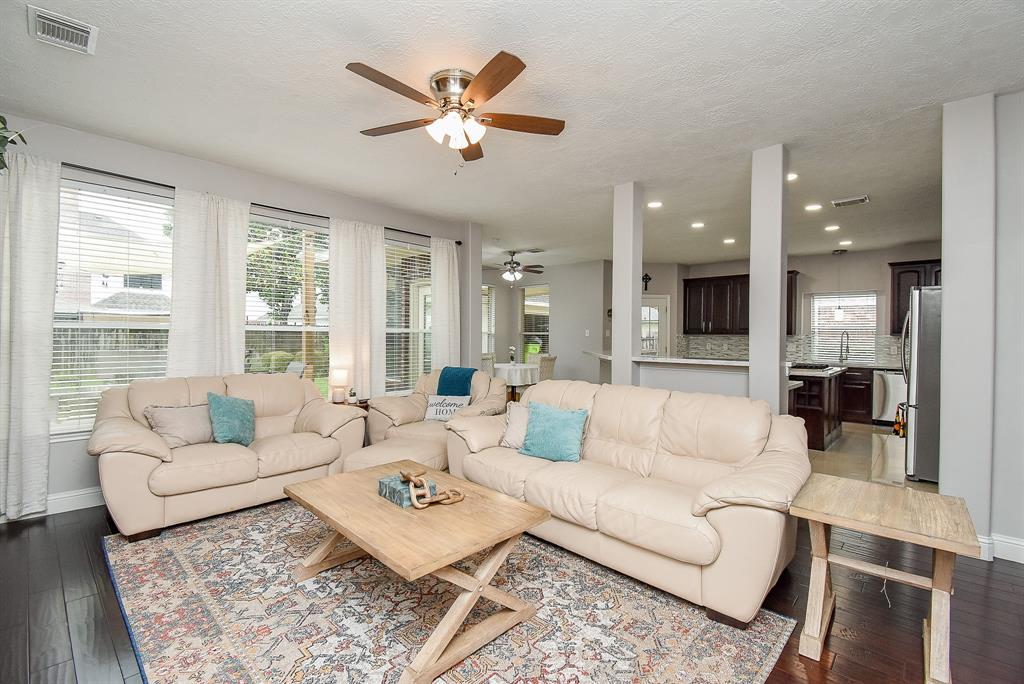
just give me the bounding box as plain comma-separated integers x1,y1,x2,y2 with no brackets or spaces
889,259,941,334
839,367,874,424
683,271,797,335
789,370,844,450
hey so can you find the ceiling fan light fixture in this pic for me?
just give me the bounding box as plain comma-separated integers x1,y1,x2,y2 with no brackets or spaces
501,270,516,282
448,127,469,150
424,117,446,144
463,116,487,144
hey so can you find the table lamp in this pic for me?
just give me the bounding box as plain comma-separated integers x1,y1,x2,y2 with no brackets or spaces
330,368,349,403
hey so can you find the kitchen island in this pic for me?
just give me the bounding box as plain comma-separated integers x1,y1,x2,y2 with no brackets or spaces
788,366,847,450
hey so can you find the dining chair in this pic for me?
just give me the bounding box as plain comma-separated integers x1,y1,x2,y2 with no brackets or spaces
480,353,495,377
537,354,556,381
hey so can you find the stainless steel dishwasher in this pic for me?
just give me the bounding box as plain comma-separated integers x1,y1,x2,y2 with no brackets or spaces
872,369,906,423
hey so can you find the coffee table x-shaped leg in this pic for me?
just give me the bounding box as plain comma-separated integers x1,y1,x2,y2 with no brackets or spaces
296,532,535,684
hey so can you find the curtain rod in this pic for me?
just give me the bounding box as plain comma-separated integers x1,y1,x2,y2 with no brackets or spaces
62,162,175,191
61,165,462,245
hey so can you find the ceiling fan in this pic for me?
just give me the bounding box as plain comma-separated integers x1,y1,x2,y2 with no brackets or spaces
484,251,545,283
345,51,565,162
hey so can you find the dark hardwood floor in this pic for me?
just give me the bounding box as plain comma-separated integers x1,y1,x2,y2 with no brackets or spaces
1,505,1021,683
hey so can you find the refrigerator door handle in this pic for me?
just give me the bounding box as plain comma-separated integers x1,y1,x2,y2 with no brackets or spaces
900,310,911,387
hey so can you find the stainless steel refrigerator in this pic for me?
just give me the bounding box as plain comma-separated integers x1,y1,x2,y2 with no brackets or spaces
901,286,941,482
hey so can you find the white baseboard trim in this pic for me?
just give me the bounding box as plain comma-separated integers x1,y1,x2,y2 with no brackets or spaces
977,535,995,561
991,533,1024,564
1,486,105,523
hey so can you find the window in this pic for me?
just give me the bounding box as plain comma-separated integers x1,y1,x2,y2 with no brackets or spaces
810,292,878,360
51,170,174,427
385,237,431,393
244,207,330,396
640,305,660,355
521,284,550,361
481,285,495,354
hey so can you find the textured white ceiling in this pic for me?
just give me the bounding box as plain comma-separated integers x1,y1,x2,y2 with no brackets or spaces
2,1,1022,265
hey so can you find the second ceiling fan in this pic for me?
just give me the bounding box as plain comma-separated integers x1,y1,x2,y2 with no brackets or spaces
346,51,565,162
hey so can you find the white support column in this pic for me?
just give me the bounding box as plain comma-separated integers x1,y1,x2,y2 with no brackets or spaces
748,144,789,413
459,221,483,367
941,94,995,554
611,182,643,385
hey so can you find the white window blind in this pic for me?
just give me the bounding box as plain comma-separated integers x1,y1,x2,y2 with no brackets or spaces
51,172,174,427
482,285,496,354
245,207,329,396
521,284,550,360
810,291,877,361
385,237,432,393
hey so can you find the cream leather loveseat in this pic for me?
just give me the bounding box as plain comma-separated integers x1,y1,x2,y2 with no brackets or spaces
88,374,366,539
366,369,507,446
445,380,811,624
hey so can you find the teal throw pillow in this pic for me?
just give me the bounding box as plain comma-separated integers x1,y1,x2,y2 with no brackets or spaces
207,392,256,446
520,401,588,462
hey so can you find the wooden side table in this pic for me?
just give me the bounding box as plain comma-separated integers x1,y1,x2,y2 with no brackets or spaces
789,474,981,684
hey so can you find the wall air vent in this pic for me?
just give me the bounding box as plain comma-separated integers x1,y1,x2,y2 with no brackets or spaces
27,5,98,54
831,194,870,208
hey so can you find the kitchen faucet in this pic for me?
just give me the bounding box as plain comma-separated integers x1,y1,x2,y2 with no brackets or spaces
839,330,850,363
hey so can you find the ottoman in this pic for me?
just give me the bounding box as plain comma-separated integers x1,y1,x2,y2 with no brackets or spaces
343,437,448,473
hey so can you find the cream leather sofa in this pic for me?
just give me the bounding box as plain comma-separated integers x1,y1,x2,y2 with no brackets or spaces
366,369,507,446
88,373,366,539
445,380,811,624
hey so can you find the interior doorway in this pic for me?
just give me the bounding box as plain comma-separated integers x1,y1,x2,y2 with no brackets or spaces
640,295,671,356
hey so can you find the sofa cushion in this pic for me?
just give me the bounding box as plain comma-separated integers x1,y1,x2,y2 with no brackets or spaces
149,443,257,496
128,377,225,427
582,385,670,476
520,380,599,413
655,392,771,467
249,432,340,477
596,478,721,566
224,373,307,438
143,405,214,449
462,447,551,500
524,461,639,530
343,437,447,473
387,420,448,444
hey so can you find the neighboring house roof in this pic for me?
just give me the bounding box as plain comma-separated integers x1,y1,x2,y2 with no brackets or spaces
92,291,171,313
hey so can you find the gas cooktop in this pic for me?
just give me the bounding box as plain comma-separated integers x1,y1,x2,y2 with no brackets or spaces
790,363,831,370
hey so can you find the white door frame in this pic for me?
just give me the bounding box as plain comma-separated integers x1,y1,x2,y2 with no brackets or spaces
641,294,671,356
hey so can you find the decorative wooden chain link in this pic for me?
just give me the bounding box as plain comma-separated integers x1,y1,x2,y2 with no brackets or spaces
400,470,465,509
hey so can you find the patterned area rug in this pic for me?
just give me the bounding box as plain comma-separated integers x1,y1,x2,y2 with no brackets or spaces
104,501,795,683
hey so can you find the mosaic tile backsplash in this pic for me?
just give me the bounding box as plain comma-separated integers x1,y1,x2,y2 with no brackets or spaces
675,334,904,368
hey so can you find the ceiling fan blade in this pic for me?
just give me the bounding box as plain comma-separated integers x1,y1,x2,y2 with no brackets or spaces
461,51,525,108
345,63,438,108
522,264,544,269
522,267,545,274
360,118,436,136
461,142,484,162
479,113,565,135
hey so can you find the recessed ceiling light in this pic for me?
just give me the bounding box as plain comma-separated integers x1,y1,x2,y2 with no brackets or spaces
839,239,852,246
723,238,736,245
647,201,663,209
787,172,799,181
825,225,840,232
691,222,705,229
805,203,822,211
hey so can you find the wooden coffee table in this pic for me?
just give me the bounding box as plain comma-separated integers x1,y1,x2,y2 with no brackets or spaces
789,474,981,684
284,460,550,684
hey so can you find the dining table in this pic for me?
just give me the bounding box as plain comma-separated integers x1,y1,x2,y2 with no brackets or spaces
493,362,540,401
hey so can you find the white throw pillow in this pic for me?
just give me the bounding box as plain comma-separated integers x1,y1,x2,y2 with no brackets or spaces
500,401,530,449
425,395,471,421
144,405,214,449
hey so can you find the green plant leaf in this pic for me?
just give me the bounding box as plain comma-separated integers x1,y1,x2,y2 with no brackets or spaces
0,114,7,128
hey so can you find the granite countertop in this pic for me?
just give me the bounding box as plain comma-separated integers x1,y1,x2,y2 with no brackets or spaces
583,350,749,367
788,366,847,378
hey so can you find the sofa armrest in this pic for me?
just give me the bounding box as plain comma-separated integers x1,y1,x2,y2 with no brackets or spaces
692,448,811,517
295,399,366,437
445,414,507,454
88,417,172,462
455,395,507,418
367,393,427,427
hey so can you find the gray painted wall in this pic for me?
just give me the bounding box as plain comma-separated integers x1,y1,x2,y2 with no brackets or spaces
11,114,469,501
992,90,1024,546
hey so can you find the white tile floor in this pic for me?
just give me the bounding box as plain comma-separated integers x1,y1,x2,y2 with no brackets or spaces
808,422,938,493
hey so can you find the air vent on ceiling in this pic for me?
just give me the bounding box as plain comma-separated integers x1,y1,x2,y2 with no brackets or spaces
27,5,98,54
831,194,870,208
